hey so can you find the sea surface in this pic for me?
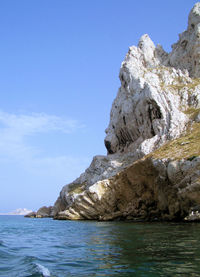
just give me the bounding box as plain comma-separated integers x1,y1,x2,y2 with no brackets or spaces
0,216,200,276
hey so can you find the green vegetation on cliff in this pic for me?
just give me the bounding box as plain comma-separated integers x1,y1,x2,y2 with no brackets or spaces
152,122,200,160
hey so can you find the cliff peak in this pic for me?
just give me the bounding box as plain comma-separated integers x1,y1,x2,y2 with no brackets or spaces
168,2,200,77
188,2,200,28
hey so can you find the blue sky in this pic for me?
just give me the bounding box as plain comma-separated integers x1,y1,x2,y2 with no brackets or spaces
0,0,197,212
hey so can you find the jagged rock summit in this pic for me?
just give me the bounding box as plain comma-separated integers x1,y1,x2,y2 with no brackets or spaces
169,2,200,78
44,3,200,221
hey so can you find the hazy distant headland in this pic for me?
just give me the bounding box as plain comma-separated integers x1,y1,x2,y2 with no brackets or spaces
0,208,32,216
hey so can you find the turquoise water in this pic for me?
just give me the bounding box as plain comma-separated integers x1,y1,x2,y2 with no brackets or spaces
0,216,200,276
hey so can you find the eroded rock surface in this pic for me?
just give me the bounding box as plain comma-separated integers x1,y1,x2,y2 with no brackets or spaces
49,3,200,221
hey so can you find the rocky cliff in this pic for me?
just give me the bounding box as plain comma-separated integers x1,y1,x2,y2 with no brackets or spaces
52,3,200,221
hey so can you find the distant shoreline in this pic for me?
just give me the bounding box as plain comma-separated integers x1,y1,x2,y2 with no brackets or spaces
0,208,33,216
0,214,24,216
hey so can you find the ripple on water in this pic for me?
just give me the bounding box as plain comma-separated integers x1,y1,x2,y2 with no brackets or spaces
1,218,200,276
0,240,5,247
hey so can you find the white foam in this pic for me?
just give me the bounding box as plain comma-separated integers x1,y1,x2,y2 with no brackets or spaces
36,263,51,277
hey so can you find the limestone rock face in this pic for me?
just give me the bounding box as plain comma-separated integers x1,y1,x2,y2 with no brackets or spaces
36,206,53,218
104,35,190,155
168,2,200,78
54,156,200,221
52,3,200,221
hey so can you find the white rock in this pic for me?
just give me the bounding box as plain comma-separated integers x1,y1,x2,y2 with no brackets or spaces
168,2,200,78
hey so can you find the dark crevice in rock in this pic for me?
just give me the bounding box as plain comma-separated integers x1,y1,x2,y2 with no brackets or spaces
104,140,114,154
123,116,126,125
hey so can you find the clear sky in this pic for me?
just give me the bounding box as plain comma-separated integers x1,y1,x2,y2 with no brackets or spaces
0,0,197,212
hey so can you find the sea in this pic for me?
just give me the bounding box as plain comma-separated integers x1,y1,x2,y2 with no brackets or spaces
0,216,200,277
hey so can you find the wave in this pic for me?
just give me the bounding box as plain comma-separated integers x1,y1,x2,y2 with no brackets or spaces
36,263,51,277
0,240,5,247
